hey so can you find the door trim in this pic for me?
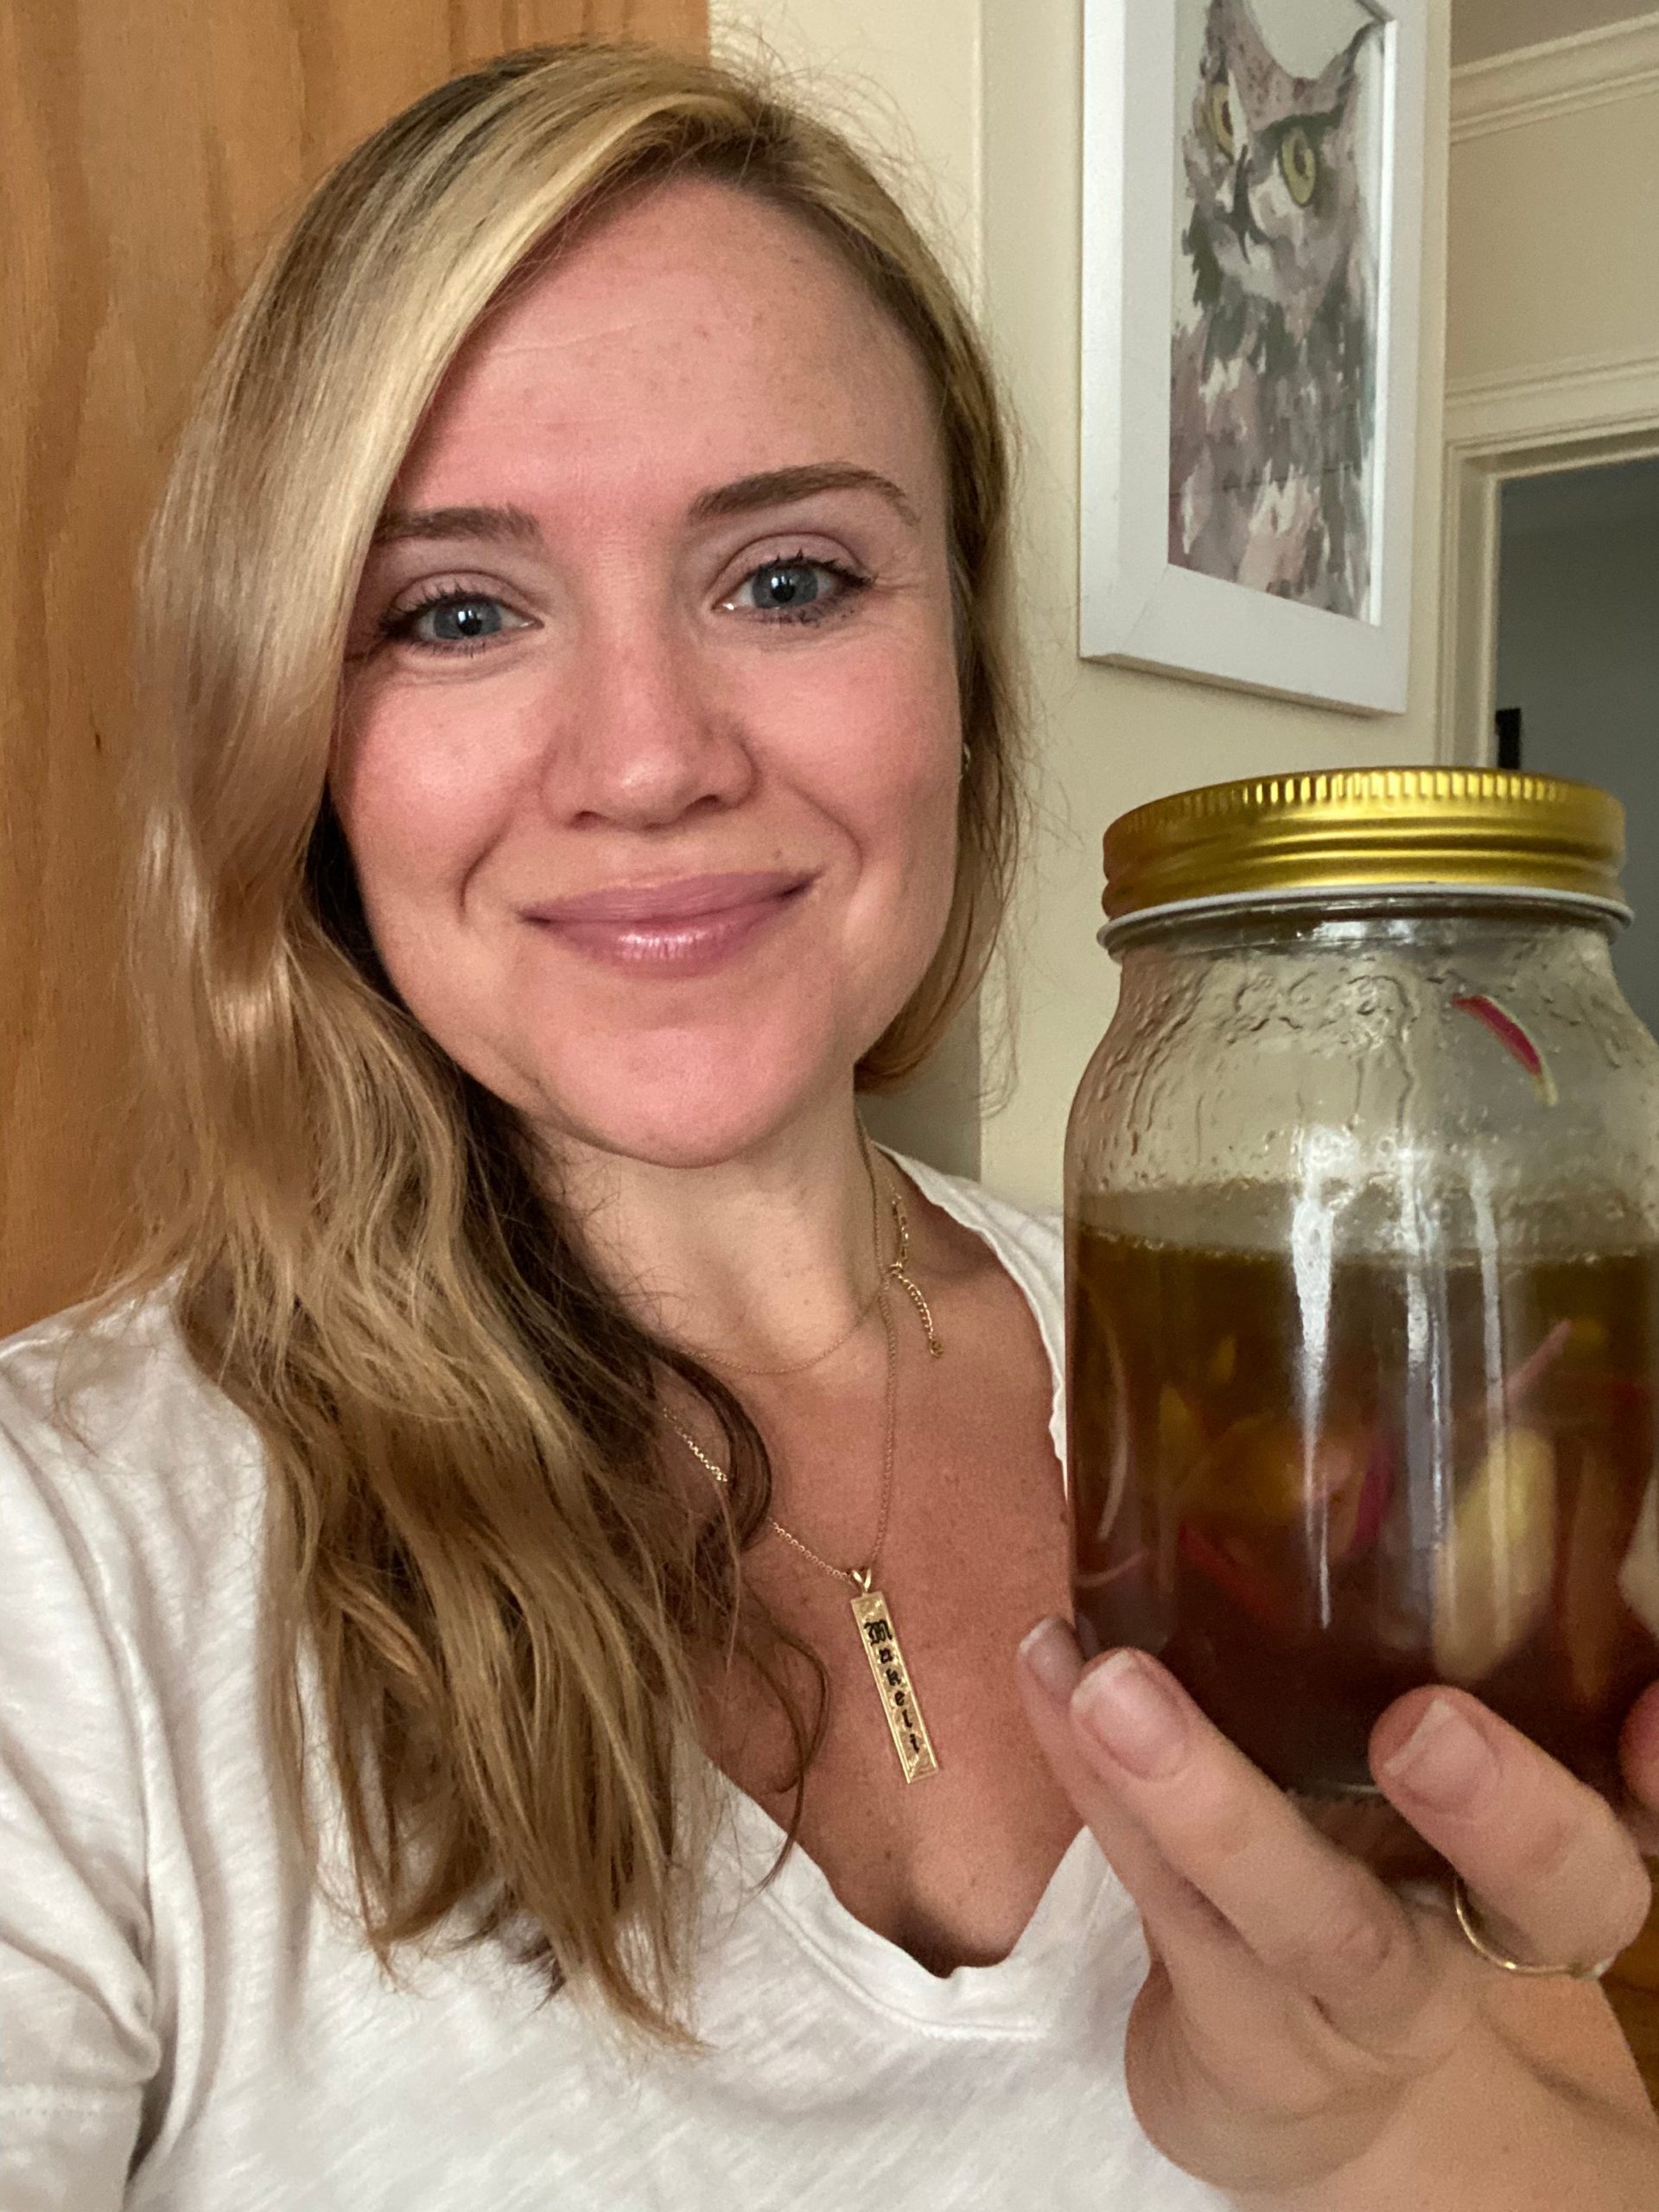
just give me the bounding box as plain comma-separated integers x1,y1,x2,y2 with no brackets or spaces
1438,348,1659,766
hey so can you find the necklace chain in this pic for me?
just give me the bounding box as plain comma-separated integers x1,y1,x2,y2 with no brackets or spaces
704,1278,883,1378
879,1164,944,1362
671,1286,898,1589
664,1133,938,1589
697,1134,940,1376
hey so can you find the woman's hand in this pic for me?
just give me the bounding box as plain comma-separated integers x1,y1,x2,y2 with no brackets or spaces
1017,1622,1659,2207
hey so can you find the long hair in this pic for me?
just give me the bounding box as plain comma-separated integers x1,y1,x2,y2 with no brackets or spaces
97,40,1023,2041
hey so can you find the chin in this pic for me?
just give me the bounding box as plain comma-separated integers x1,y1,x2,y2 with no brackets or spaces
504,1010,881,1173
536,1071,840,1173
416,908,945,1172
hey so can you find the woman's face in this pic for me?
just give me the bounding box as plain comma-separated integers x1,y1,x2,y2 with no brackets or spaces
334,176,963,1171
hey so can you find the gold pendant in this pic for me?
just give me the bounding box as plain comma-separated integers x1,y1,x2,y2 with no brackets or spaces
850,1587,939,1783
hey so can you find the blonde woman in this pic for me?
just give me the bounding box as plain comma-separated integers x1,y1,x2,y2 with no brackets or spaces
3,43,1656,2212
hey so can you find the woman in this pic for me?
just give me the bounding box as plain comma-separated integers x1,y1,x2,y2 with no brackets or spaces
2,42,1656,2211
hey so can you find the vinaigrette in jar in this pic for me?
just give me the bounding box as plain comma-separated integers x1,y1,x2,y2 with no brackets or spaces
1066,771,1659,1796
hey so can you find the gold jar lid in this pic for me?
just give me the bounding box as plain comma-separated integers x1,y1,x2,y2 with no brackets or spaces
1102,768,1627,928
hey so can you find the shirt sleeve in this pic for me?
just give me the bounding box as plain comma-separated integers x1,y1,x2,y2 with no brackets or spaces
0,1408,159,2211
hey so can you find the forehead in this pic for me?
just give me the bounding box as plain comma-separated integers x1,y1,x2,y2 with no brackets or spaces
392,175,944,516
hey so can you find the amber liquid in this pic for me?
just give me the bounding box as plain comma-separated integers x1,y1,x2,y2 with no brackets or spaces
1069,1217,1659,1795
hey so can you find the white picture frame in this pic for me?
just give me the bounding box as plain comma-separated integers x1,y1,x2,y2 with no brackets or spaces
1079,0,1427,714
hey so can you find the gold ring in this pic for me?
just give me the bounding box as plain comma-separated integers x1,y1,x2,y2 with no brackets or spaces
1450,1875,1617,1982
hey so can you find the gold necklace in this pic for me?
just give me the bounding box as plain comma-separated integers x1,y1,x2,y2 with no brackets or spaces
704,1289,882,1379
665,1140,942,1783
705,1135,942,1376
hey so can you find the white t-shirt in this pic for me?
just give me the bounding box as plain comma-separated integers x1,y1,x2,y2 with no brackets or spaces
0,1156,1230,2211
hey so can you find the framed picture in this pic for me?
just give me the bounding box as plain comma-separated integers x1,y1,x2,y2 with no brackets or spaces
1079,0,1427,713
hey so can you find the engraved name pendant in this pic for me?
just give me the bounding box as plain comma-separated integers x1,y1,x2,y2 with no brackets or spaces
850,1587,940,1783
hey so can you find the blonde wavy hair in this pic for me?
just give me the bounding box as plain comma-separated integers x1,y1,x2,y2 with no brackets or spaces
99,40,1023,2042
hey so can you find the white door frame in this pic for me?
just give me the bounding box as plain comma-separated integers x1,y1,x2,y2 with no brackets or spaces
1438,353,1659,767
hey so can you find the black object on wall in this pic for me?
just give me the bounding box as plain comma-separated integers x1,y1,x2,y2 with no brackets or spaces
1495,706,1524,772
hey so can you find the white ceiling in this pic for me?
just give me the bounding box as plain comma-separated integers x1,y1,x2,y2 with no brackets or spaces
1453,0,1656,67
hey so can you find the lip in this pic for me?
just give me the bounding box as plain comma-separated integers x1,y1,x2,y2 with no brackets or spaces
524,871,810,925
523,869,813,976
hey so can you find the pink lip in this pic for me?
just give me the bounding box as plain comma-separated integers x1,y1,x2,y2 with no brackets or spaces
524,870,811,975
525,871,810,925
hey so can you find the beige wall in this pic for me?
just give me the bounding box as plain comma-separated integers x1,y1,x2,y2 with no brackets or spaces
714,0,1452,1210
1447,26,1659,391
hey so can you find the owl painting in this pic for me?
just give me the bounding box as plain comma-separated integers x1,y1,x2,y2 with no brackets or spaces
1170,0,1381,620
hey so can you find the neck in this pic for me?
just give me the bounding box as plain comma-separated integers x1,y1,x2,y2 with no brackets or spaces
546,1090,889,1372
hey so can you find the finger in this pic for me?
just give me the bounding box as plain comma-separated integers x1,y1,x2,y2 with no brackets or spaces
1371,1688,1654,1974
1038,1634,1440,2047
1017,1624,1346,2106
1619,1681,1659,1854
1017,1617,1222,1943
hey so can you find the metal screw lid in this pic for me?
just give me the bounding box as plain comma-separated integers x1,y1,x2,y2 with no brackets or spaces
1102,767,1627,925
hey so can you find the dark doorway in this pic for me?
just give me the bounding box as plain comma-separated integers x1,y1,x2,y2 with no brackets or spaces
1495,455,1659,1037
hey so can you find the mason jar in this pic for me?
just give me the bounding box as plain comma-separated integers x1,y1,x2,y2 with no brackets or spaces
1065,769,1659,1797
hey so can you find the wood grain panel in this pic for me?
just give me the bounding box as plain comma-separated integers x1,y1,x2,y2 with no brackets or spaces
0,0,705,1338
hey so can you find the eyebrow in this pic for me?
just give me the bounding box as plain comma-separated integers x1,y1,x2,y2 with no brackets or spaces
369,464,920,550
688,464,919,530
370,503,544,550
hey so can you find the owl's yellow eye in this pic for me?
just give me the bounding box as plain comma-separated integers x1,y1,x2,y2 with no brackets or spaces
1207,80,1237,160
1280,126,1319,207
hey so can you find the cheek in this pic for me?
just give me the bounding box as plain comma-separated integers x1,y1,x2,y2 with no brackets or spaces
822,656,964,1018
322,696,550,1065
772,627,962,888
329,693,522,923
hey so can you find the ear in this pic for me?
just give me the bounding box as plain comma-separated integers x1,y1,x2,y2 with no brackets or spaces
1314,19,1381,126
1211,0,1274,71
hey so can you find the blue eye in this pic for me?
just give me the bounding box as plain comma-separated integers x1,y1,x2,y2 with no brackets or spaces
727,556,867,625
382,590,529,654
422,596,503,644
753,561,824,610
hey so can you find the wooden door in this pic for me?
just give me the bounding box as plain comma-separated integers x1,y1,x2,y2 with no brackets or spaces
0,0,705,1339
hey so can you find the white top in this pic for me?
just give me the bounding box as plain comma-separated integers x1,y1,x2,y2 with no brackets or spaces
0,1157,1229,2212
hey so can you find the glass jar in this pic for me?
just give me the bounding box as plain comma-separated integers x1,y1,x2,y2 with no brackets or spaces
1065,769,1659,1797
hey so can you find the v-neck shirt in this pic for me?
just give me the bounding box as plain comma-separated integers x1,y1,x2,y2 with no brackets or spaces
0,1158,1230,2210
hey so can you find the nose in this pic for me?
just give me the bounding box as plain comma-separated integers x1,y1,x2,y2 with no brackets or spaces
543,601,755,831
1230,154,1266,251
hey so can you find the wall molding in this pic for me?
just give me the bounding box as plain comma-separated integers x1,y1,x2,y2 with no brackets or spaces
1451,14,1659,142
1445,345,1659,448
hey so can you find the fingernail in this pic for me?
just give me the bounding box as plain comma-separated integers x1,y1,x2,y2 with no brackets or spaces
1379,1695,1498,1810
1072,1650,1188,1779
1019,1615,1083,1702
